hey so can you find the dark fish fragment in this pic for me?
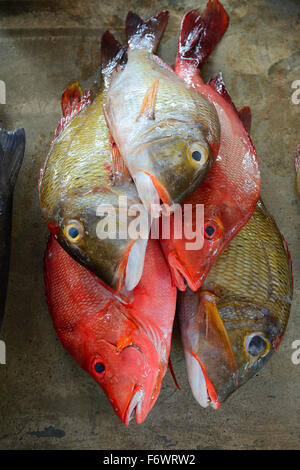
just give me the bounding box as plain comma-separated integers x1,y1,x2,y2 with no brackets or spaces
0,127,25,328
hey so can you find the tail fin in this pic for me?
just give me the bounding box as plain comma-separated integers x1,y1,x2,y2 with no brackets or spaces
0,127,25,191
126,10,169,53
176,0,229,73
101,31,127,71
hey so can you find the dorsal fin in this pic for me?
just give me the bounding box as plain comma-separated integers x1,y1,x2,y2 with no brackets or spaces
39,82,92,194
137,78,159,120
209,73,253,135
55,82,92,137
208,73,237,109
238,106,252,134
126,10,169,53
61,80,82,117
108,131,130,182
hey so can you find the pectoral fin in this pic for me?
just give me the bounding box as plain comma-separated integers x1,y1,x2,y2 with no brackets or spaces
197,291,237,375
137,78,159,121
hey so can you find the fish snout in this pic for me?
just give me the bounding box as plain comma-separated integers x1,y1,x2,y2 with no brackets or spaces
123,387,145,426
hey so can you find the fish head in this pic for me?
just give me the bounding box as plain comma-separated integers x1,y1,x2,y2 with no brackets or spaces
83,331,161,425
162,188,245,292
47,185,149,292
133,119,219,210
179,289,282,409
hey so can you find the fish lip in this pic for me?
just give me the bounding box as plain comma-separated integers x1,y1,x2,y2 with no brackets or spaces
168,252,201,292
123,388,144,426
185,350,220,410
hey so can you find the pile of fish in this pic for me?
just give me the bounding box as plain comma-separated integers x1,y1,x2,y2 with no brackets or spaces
40,0,293,424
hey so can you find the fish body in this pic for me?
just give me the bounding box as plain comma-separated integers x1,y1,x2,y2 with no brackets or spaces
103,11,220,211
160,0,261,291
44,236,177,425
178,199,292,408
0,127,25,328
39,81,148,292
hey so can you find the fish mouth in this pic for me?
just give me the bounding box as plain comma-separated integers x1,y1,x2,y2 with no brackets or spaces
168,251,200,292
123,388,145,426
185,350,220,410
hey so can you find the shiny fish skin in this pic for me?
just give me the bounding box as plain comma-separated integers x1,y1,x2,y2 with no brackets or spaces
160,2,260,293
178,199,292,408
104,12,220,211
44,236,177,425
39,85,147,292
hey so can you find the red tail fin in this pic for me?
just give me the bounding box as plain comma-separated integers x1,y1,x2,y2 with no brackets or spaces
126,10,169,53
176,0,229,72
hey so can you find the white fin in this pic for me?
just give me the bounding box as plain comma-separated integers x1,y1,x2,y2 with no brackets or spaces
135,172,160,213
184,350,209,408
125,237,148,291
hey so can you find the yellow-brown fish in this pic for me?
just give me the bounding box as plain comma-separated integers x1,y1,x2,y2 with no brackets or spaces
39,79,148,292
178,199,293,408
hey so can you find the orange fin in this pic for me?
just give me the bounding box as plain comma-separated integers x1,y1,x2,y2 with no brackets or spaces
109,132,130,182
168,357,181,391
197,291,237,376
137,78,159,121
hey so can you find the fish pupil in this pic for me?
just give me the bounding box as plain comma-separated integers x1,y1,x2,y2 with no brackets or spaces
94,361,105,374
192,150,202,161
248,335,266,357
69,227,79,239
205,225,215,237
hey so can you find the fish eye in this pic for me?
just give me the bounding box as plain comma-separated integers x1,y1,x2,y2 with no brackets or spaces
91,357,106,377
245,333,270,359
63,220,84,244
204,219,223,241
187,142,209,167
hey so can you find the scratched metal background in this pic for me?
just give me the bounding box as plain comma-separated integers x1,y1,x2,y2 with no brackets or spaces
0,0,299,450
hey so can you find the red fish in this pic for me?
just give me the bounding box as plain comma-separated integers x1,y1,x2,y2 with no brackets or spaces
160,0,261,291
44,236,177,425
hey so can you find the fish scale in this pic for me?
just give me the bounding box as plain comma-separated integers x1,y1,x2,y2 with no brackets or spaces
45,236,176,425
39,79,149,291
204,200,292,334
178,199,292,408
103,13,220,211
